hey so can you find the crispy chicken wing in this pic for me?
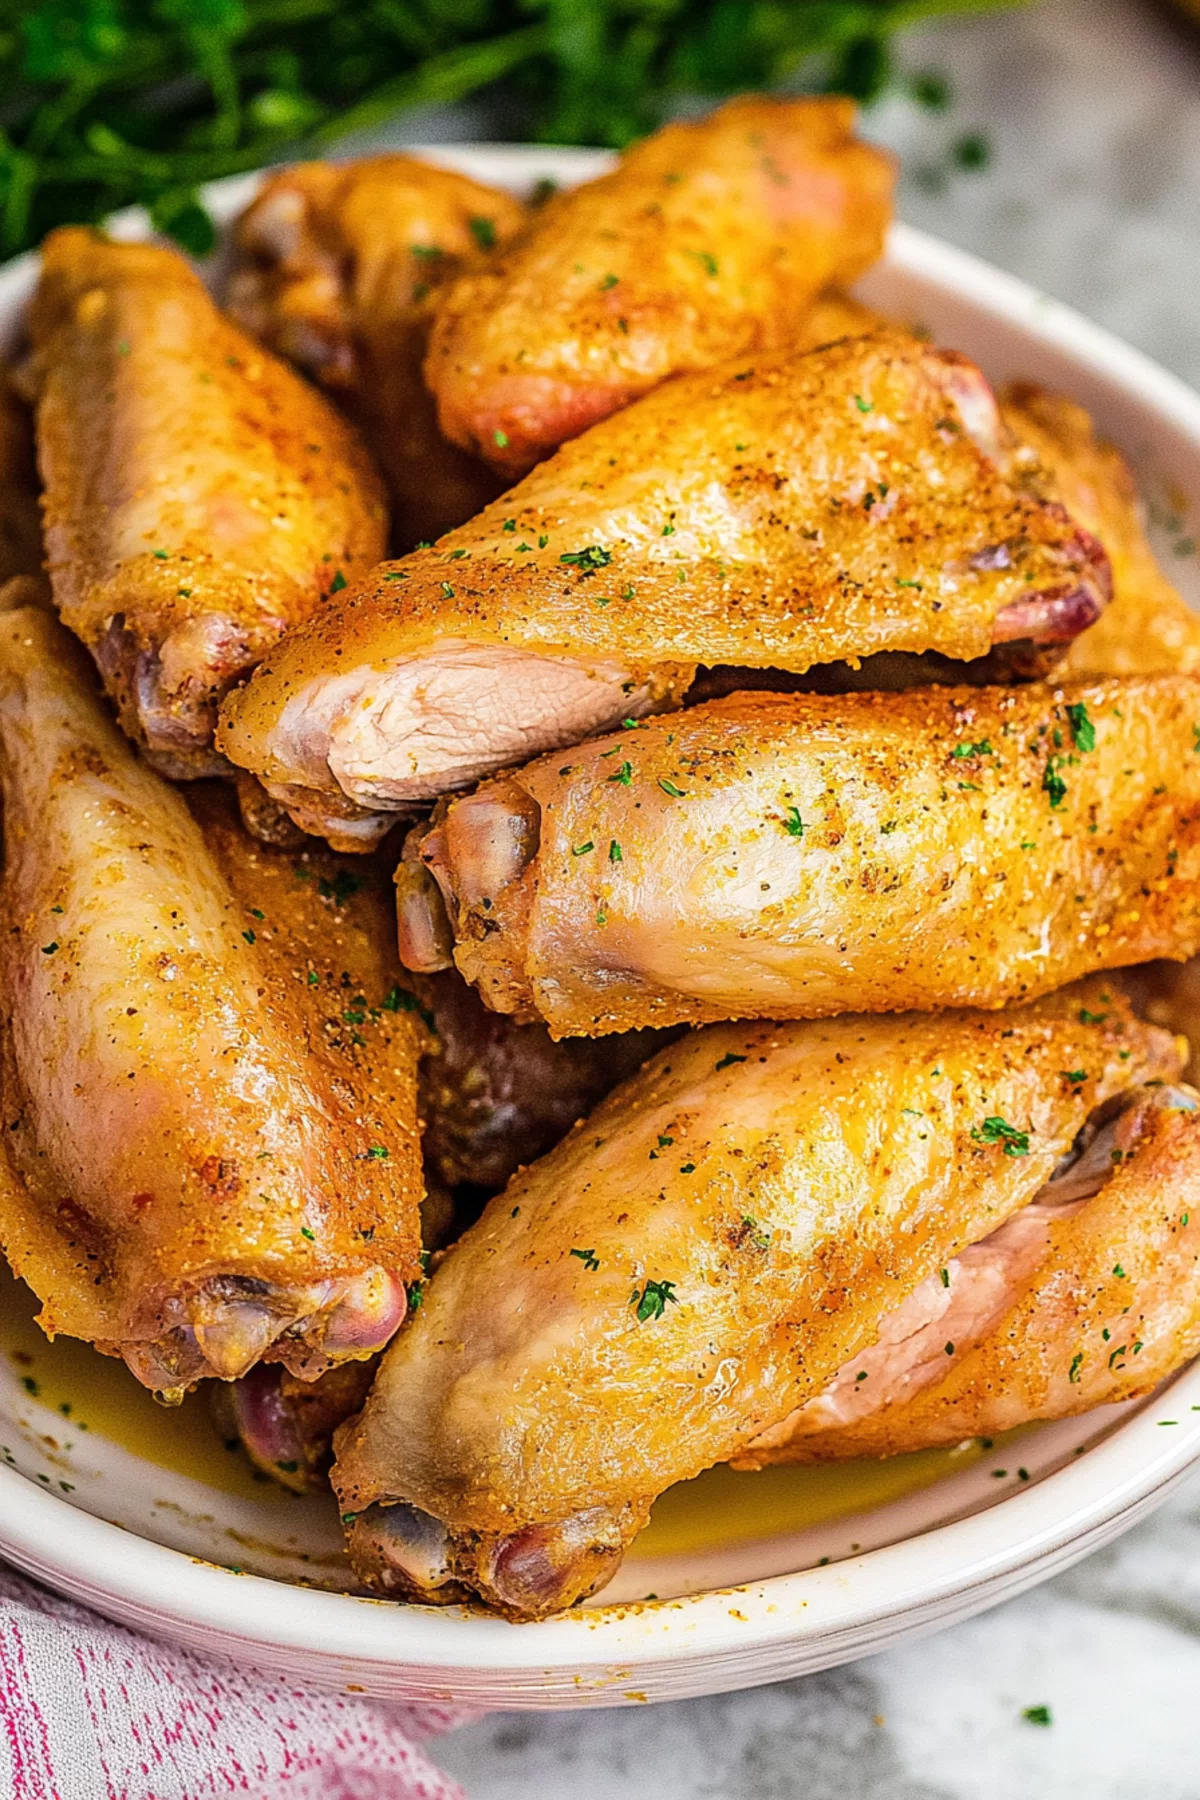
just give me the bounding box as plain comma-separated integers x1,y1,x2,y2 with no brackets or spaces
227,156,526,550
0,606,424,1396
332,983,1181,1618
736,1081,1200,1466
403,677,1200,1035
27,228,387,774
425,96,895,475
1002,383,1200,677
218,332,1110,845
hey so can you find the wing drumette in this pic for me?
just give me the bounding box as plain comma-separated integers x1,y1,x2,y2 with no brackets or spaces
0,605,423,1397
26,228,387,774
402,677,1200,1035
227,156,526,550
736,1082,1200,1466
331,983,1181,1618
425,95,895,476
218,332,1110,846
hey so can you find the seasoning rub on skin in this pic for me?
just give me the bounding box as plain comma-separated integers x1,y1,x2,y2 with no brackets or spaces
25,228,387,775
425,94,897,476
332,982,1181,1619
402,676,1200,1035
0,606,424,1397
217,331,1111,847
736,1081,1200,1466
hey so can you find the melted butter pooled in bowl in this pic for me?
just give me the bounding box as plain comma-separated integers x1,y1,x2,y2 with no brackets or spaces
1,1260,1003,1584
0,1263,291,1504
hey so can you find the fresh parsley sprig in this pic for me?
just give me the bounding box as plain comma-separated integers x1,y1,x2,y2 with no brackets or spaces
1,0,1027,259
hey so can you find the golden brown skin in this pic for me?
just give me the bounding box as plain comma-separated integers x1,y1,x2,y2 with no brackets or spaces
332,983,1180,1618
0,607,424,1396
736,1083,1200,1466
27,228,387,773
0,372,45,591
217,332,1110,844
1002,383,1200,678
226,157,526,550
425,96,896,475
407,677,1200,1036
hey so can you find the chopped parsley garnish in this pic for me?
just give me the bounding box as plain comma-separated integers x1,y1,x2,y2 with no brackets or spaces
609,838,623,862
1068,1352,1083,1383
632,1278,679,1322
572,840,595,857
951,739,993,759
971,1115,1030,1156
152,547,169,560
1022,1706,1052,1727
468,215,496,250
366,1145,389,1160
687,249,718,277
740,1215,771,1251
607,761,634,786
853,393,873,413
329,569,347,594
944,1342,955,1356
493,429,509,449
658,778,686,798
1062,1069,1087,1085
779,806,805,838
440,581,455,598
953,131,991,171
1078,1008,1107,1025
299,1225,315,1242
1066,701,1095,751
241,928,256,944
560,545,612,571
41,941,58,955
407,1280,424,1312
318,871,361,905
599,272,619,290
1043,754,1068,810
940,1268,950,1288
570,1247,600,1271
715,1051,746,1072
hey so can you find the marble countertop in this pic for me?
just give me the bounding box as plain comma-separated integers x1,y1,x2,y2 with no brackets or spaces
436,4,1200,1795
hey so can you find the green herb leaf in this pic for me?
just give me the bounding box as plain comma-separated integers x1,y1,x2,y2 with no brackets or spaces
1066,701,1095,751
559,545,611,571
632,1278,679,1323
971,1115,1031,1156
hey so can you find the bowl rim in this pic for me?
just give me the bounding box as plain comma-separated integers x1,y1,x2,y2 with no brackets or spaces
3,148,1200,1692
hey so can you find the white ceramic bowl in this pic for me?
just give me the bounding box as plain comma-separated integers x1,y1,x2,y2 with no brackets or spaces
2,146,1200,1709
